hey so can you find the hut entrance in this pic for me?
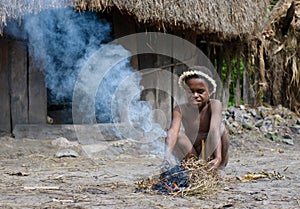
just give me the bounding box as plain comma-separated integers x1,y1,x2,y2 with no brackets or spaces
47,101,72,124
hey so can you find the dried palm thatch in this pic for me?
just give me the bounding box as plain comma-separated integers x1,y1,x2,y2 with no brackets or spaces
0,0,73,35
261,0,300,113
0,0,270,40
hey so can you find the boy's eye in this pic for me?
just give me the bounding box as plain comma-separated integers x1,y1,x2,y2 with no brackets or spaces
186,89,205,95
192,90,205,94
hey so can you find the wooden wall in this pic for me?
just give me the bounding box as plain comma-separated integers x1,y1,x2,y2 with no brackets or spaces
0,39,46,133
0,40,11,132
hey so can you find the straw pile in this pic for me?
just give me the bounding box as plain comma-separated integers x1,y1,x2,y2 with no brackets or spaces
135,157,222,199
178,158,222,198
0,0,270,40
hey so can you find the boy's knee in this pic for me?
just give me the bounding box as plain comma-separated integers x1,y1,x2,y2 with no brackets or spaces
177,132,189,145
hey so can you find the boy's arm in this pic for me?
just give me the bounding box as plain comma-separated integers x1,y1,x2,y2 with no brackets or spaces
205,100,222,169
165,107,182,162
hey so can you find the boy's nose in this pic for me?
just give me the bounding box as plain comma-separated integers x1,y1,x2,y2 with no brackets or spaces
193,92,200,97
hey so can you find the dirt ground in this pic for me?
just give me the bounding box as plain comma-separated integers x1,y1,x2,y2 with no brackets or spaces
0,129,299,209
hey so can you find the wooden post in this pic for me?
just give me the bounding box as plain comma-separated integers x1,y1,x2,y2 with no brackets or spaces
10,40,28,130
256,40,266,105
222,50,232,109
216,46,223,77
242,49,255,106
28,56,47,124
235,53,241,106
0,40,11,132
216,46,224,101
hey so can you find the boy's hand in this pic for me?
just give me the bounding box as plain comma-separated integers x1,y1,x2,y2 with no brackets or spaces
207,158,221,171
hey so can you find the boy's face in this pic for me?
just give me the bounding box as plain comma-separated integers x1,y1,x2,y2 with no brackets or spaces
185,78,210,108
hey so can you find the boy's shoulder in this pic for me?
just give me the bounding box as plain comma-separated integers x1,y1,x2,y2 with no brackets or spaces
173,103,192,114
209,99,221,106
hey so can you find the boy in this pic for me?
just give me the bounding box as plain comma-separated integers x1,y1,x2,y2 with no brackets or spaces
164,66,229,170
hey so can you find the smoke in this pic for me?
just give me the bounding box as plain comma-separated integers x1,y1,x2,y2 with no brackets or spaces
95,58,142,124
24,8,111,103
15,7,166,141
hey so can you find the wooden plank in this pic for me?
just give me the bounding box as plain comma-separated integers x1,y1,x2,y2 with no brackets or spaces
10,40,28,129
0,40,11,132
28,56,47,124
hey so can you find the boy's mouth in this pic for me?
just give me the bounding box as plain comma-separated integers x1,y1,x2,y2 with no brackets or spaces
191,100,202,105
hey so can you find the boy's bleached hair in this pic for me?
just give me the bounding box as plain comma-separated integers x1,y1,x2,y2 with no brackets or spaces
178,66,217,95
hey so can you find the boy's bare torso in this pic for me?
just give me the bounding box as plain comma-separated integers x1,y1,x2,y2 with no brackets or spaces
178,100,212,153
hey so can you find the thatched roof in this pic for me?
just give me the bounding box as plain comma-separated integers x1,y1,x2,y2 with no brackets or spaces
0,0,270,39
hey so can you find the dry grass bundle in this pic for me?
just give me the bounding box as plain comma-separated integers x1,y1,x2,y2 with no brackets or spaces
174,158,222,199
135,157,223,199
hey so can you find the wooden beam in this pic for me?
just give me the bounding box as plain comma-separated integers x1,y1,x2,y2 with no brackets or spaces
242,49,255,106
0,40,11,132
222,50,232,109
28,56,47,124
235,53,241,106
10,40,28,129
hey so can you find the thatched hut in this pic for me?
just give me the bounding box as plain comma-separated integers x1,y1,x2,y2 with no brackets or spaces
261,0,300,114
0,0,270,133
